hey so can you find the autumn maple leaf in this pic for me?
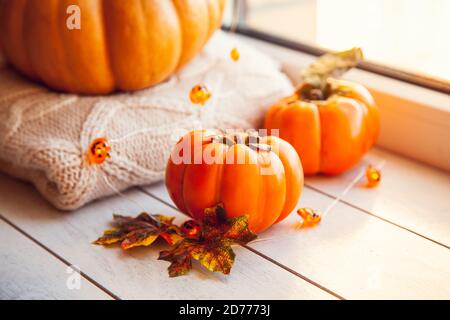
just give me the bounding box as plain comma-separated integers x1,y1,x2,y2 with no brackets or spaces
93,213,183,250
158,204,257,277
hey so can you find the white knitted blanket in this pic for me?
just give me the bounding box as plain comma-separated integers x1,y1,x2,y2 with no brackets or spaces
0,31,293,210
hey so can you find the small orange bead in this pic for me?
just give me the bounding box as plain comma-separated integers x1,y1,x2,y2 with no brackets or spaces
181,220,201,238
297,208,321,227
87,138,111,165
365,165,381,187
230,47,240,62
189,84,211,106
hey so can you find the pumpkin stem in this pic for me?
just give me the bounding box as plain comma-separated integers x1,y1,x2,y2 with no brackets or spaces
298,47,363,100
213,133,271,152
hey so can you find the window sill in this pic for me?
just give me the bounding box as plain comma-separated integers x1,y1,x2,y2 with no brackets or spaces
232,32,450,172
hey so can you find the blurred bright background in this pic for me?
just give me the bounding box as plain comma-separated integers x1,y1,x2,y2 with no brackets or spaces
225,0,450,83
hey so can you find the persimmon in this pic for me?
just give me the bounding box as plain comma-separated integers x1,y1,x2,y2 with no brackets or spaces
265,48,380,175
165,130,304,233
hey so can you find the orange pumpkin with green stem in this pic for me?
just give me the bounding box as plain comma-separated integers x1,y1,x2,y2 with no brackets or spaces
265,48,380,175
0,0,226,94
165,130,304,233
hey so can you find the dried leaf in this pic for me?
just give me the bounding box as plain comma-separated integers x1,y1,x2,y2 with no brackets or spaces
202,204,255,243
158,204,257,277
159,244,193,277
159,239,236,277
94,213,183,250
223,215,258,244
302,47,363,90
94,204,257,278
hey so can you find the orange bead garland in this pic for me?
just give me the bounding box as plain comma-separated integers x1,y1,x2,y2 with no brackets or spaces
87,138,111,165
181,220,202,238
365,165,381,187
297,208,321,227
189,84,211,106
230,47,240,62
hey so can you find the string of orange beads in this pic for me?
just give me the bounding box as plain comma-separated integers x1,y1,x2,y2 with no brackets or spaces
188,47,240,107
86,136,152,213
297,208,322,228
181,220,202,238
189,84,211,106
365,164,381,187
89,49,240,162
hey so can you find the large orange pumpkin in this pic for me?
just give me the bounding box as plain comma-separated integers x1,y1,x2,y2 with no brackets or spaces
165,130,304,233
265,49,380,175
0,0,226,94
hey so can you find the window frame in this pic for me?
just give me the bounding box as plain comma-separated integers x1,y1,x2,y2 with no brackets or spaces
222,26,450,172
225,0,450,95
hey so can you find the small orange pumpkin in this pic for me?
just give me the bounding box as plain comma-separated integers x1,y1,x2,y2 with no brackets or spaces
265,48,380,175
165,130,304,233
0,0,226,94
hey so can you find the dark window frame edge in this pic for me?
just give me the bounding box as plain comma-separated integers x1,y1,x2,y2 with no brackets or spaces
222,25,450,95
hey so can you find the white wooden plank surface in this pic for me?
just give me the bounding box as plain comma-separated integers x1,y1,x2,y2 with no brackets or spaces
306,148,450,247
0,219,110,300
0,174,335,300
145,181,450,299
251,189,450,299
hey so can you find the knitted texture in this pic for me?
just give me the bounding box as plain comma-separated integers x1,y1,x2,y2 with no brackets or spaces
0,32,293,210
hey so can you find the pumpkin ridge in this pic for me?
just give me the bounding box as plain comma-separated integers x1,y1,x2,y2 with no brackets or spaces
56,0,83,92
255,155,267,232
27,0,72,92
204,0,219,38
315,104,323,175
0,0,34,79
142,0,181,85
258,150,286,231
98,0,116,91
177,143,192,216
214,143,227,208
172,0,186,69
137,0,153,85
236,143,266,232
19,0,37,80
169,0,184,70
172,0,210,69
